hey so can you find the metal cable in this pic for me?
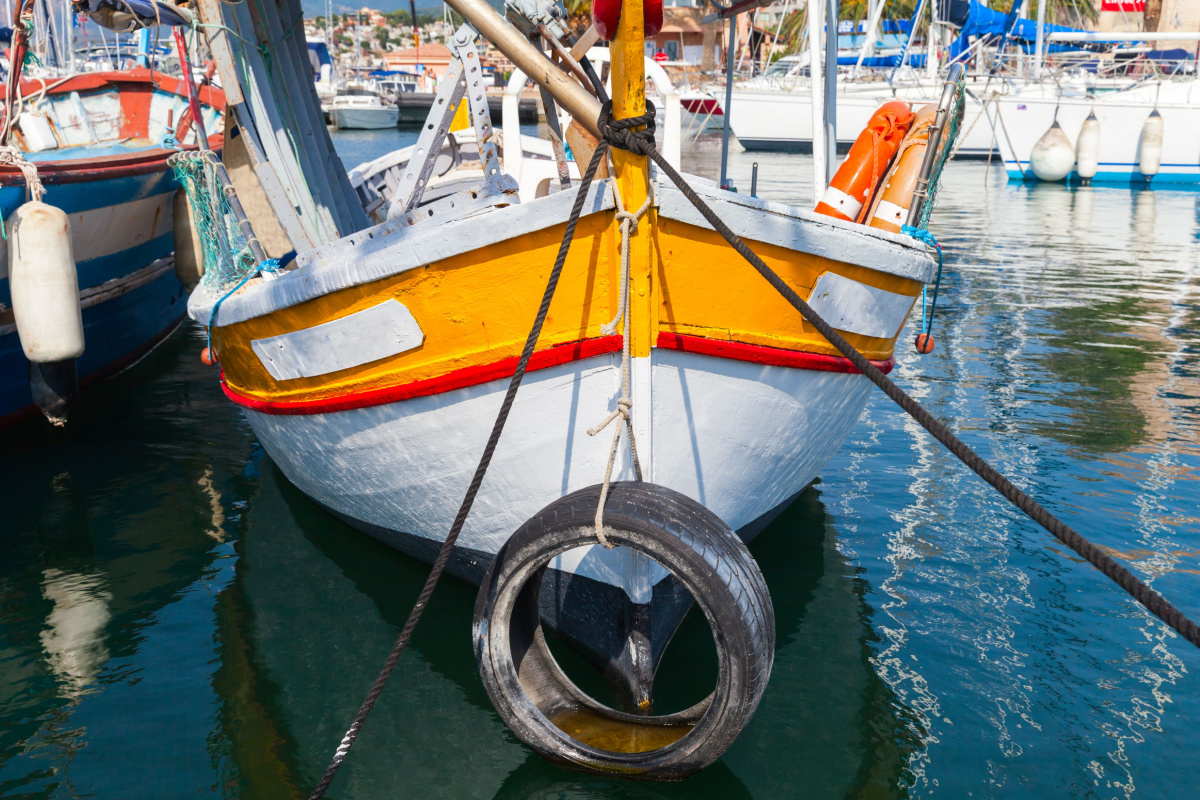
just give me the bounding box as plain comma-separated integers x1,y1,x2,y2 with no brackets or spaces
596,99,1200,652
307,142,611,800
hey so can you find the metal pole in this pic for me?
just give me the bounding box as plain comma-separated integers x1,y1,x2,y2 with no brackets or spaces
719,13,736,189
173,27,209,145
138,27,150,68
808,0,827,198
441,0,601,135
1034,0,1046,76
925,0,937,80
824,0,836,179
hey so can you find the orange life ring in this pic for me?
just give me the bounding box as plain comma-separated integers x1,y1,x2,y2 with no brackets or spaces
867,104,938,233
814,100,914,223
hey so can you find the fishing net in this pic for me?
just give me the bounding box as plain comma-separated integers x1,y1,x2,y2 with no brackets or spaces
170,151,258,292
913,68,967,231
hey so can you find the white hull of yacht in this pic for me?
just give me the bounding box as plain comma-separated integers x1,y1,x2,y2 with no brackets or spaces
727,83,997,157
991,85,1200,185
331,105,400,129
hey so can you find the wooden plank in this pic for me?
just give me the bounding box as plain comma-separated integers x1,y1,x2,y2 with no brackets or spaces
230,105,314,251
196,0,244,106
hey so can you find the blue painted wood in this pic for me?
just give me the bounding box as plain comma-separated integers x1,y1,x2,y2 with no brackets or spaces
0,270,188,423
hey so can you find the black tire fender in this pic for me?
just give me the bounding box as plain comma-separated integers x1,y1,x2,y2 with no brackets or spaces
473,482,774,779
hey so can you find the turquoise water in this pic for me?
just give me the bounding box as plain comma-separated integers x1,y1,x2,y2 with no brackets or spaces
1,125,1198,799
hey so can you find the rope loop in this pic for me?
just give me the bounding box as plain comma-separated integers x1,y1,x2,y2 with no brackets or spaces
902,224,944,337
596,100,657,156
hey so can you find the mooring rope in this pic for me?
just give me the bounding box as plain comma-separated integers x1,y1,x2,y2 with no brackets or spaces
306,141,612,800
597,99,1200,652
309,93,1200,799
587,164,650,547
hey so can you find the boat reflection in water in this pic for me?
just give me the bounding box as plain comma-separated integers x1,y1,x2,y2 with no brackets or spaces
210,459,923,798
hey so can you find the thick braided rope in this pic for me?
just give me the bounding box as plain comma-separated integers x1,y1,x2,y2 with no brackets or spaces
591,108,1200,650
307,142,611,800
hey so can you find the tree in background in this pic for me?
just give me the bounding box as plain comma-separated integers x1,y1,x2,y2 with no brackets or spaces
1143,0,1161,30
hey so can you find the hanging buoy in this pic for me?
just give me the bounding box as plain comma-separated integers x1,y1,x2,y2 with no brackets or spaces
915,333,935,354
173,189,205,289
1074,112,1100,185
1029,120,1074,182
200,347,219,366
814,100,914,223
1138,109,1163,179
867,104,938,233
9,202,83,424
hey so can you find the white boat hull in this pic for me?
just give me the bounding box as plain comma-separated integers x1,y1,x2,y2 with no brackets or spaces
991,84,1200,185
727,83,998,157
331,105,400,129
244,346,876,590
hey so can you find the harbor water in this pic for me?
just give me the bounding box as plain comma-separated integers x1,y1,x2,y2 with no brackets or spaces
1,126,1198,799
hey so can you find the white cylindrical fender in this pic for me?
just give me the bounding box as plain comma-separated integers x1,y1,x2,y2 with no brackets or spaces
1138,109,1163,178
1075,111,1100,183
1029,120,1075,182
9,202,84,363
173,189,205,289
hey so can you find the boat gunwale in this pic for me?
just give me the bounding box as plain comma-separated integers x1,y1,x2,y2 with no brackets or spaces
0,68,225,182
188,173,933,330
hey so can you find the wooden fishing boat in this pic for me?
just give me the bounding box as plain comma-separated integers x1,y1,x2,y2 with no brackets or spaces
0,68,224,426
188,0,935,704
179,0,972,772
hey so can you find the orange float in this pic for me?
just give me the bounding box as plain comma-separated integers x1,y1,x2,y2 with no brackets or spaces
814,100,914,223
867,104,939,233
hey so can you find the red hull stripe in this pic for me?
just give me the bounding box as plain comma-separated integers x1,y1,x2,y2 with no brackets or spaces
223,336,625,416
223,332,894,416
657,332,894,374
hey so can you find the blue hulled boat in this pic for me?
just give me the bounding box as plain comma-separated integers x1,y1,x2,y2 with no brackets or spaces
0,68,223,426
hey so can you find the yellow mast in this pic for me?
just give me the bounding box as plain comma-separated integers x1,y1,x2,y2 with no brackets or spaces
609,0,655,360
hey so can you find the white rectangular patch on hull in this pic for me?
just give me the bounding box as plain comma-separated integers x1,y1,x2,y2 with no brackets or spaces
251,299,424,381
806,272,915,339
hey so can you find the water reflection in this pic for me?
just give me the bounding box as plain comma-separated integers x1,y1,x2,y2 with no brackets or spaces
0,136,1196,799
40,568,112,698
207,461,917,799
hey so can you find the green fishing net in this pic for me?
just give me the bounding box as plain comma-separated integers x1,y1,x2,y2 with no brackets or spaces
170,151,259,292
914,68,967,231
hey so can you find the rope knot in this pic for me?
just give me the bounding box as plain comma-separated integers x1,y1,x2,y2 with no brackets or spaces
614,209,639,233
596,100,657,156
901,224,941,253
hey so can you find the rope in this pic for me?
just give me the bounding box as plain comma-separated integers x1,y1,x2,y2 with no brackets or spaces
307,141,612,800
591,100,1200,651
902,225,943,340
0,144,45,206
206,258,279,358
586,163,650,547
